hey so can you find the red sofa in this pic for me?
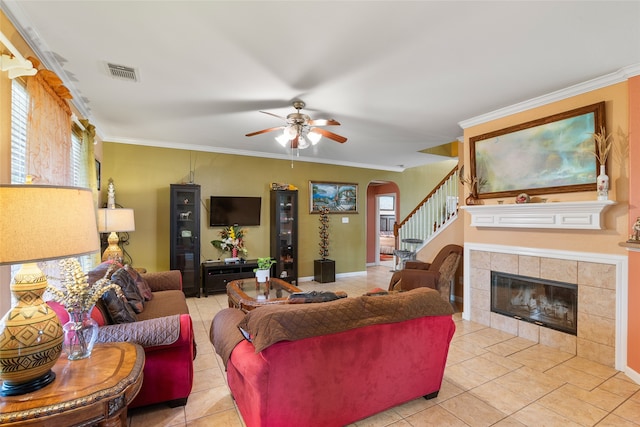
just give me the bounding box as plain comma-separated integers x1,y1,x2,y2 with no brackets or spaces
211,287,455,427
49,266,195,408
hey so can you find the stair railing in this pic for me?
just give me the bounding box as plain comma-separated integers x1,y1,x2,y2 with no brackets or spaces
393,166,459,254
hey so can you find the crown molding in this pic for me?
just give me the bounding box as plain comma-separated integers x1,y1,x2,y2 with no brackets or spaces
107,137,406,172
459,64,640,130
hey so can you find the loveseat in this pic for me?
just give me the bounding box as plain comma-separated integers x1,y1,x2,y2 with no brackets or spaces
211,287,455,427
48,262,195,408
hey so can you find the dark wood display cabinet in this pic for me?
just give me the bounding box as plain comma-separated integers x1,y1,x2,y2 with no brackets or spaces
201,259,259,296
270,190,298,285
170,184,201,297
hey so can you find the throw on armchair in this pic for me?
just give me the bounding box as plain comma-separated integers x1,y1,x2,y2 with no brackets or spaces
388,244,462,302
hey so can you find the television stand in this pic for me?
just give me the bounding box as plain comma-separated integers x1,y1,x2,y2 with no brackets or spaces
201,259,258,296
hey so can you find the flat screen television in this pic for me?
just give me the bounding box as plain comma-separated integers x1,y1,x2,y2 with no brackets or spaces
209,196,261,227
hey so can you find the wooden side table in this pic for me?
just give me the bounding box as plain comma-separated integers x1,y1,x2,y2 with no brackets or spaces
0,342,144,427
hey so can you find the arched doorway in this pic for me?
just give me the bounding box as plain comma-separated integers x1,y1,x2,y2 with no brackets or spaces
366,181,400,266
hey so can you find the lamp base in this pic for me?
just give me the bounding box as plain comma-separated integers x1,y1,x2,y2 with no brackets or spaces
0,370,56,396
101,231,123,262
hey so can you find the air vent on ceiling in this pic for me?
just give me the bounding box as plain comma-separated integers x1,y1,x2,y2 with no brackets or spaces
106,63,138,82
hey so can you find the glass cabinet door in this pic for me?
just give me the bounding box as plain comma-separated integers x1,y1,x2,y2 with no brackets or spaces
170,184,200,296
271,190,297,285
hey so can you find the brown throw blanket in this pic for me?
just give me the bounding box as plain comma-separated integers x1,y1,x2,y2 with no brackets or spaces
238,287,453,353
211,308,247,368
96,314,182,347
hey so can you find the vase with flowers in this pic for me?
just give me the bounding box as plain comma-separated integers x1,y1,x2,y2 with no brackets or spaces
460,174,486,205
211,225,248,260
592,126,613,201
47,258,122,360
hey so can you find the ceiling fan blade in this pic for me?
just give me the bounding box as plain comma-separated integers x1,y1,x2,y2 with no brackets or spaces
308,119,341,126
260,111,287,121
310,127,347,143
245,126,284,137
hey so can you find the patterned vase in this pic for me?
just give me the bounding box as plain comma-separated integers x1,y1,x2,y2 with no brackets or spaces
63,307,99,360
597,165,609,201
232,248,239,258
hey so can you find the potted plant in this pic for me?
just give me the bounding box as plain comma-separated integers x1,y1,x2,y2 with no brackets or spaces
254,257,276,283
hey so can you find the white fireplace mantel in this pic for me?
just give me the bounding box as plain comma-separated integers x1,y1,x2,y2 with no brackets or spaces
460,200,616,230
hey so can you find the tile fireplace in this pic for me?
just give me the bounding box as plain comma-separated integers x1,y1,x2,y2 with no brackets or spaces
464,243,627,369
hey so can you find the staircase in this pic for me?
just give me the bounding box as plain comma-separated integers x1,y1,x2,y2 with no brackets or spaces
393,166,460,255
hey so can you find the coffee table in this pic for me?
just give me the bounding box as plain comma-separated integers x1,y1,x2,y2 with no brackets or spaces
227,277,302,312
0,342,144,427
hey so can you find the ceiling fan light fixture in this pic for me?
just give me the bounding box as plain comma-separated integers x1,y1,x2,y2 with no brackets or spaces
298,135,310,150
284,125,298,139
307,131,322,145
275,133,290,146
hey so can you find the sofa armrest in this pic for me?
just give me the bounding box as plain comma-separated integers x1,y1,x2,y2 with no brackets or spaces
405,261,431,270
210,308,247,368
96,314,191,348
142,270,183,292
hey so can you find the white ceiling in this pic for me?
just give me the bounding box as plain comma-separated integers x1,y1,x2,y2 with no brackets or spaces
3,1,640,171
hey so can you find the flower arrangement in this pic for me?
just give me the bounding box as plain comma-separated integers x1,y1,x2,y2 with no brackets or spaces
211,225,248,256
591,126,614,166
47,258,122,312
460,174,487,194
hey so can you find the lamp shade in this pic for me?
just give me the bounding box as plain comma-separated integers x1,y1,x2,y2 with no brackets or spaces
0,184,99,396
0,185,100,265
97,208,135,233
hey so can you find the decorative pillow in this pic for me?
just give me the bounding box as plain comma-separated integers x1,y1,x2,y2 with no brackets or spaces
124,265,153,301
88,260,121,285
101,289,137,324
287,290,347,304
111,268,145,314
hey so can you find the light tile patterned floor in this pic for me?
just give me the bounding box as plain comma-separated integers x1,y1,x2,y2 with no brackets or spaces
128,264,640,427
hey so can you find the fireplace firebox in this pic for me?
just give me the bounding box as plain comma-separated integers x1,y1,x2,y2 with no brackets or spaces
491,271,577,335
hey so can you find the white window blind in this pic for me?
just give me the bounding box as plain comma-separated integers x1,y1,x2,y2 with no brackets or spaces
10,79,28,185
71,129,87,187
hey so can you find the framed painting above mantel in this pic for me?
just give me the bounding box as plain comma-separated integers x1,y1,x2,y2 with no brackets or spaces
469,102,605,199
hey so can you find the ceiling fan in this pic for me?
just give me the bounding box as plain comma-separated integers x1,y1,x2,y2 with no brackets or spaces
245,101,347,149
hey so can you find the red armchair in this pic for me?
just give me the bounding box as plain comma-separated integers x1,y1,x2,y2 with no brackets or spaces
388,244,462,302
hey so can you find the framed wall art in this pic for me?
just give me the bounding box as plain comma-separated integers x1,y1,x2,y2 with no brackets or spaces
309,181,358,214
469,102,605,199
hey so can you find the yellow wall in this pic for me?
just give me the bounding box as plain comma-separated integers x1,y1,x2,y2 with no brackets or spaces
462,83,629,254
102,142,457,276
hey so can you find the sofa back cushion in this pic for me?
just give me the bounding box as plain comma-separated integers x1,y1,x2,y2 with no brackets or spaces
237,287,453,353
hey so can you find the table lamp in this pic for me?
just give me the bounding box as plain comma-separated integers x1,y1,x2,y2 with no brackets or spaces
97,208,135,262
0,184,99,396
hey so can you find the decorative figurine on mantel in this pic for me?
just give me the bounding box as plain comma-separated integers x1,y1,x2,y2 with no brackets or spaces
628,217,640,243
